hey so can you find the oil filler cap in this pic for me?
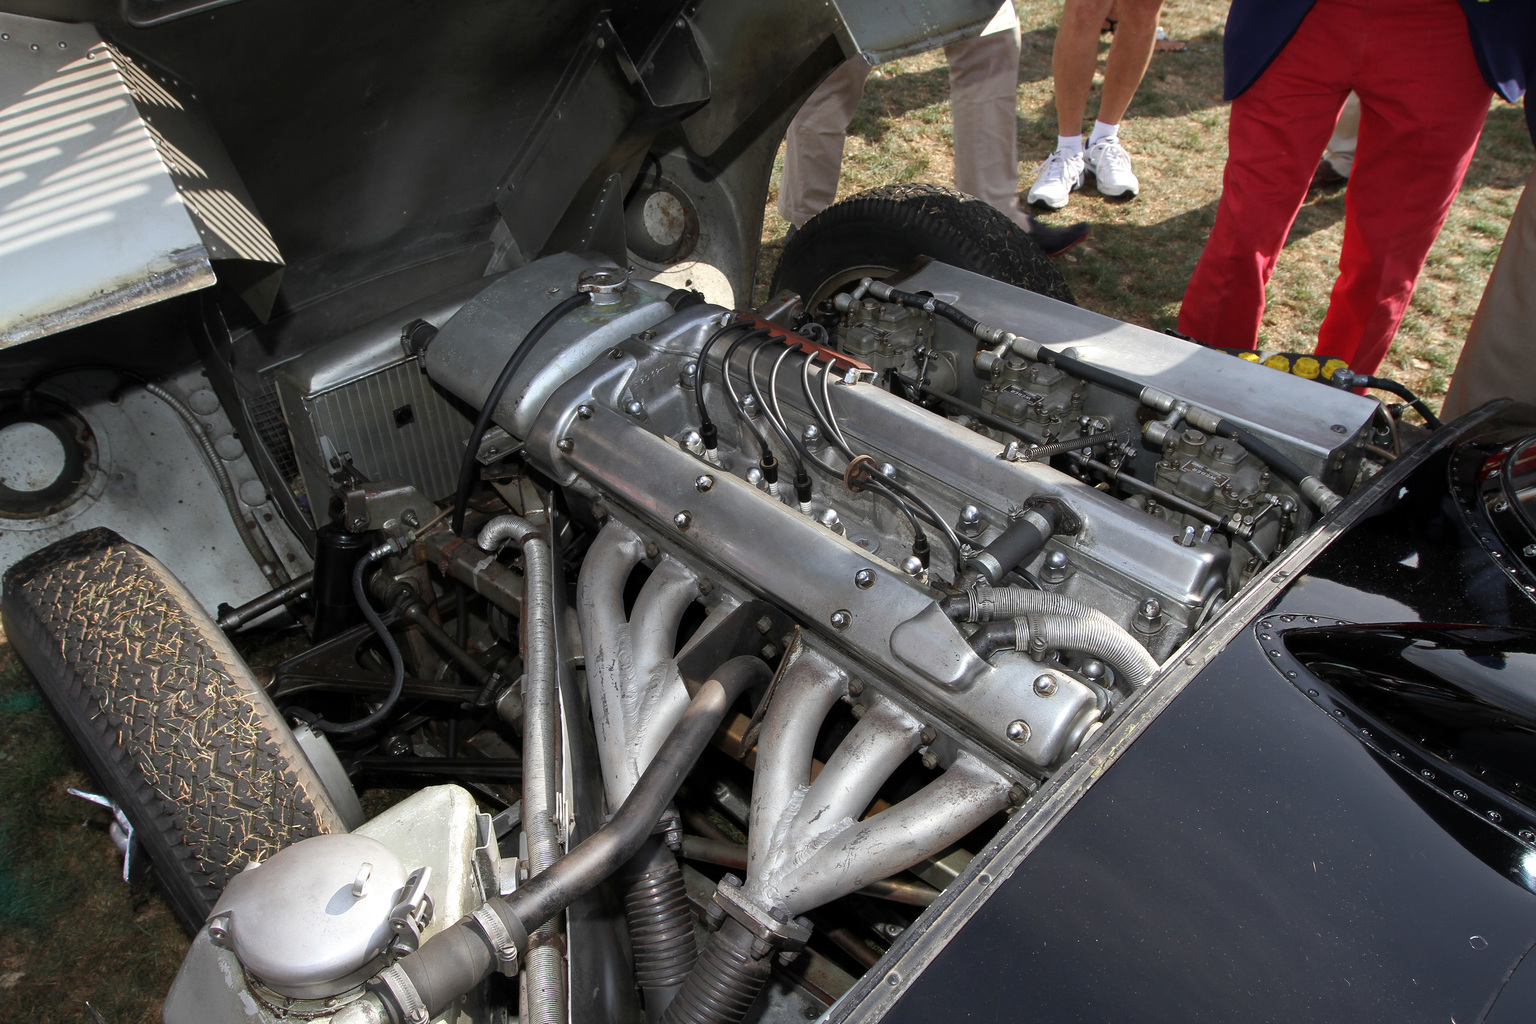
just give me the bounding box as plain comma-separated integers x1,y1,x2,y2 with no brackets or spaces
208,833,408,999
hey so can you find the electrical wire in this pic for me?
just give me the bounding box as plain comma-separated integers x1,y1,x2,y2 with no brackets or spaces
719,327,775,458
452,293,591,537
693,318,756,448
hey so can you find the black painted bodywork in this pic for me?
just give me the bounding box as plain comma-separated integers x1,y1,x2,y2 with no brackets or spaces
885,407,1536,1023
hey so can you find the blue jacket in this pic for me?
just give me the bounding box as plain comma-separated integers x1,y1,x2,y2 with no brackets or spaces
1224,0,1534,137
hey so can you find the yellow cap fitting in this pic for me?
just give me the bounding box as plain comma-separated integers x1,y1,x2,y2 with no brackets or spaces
1263,354,1292,372
1293,356,1320,379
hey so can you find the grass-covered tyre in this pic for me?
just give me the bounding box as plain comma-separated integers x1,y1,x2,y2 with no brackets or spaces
770,182,1074,309
0,528,344,933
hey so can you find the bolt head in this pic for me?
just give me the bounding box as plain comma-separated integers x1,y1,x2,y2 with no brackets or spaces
695,474,715,492
854,568,876,589
625,400,644,416
746,466,764,486
644,542,660,559
742,393,759,414
880,462,898,479
556,437,575,453
1006,720,1030,743
673,511,692,530
803,423,821,443
830,609,852,630
900,555,924,576
960,505,981,525
1033,674,1058,697
577,404,593,419
1140,597,1162,619
1046,550,1069,570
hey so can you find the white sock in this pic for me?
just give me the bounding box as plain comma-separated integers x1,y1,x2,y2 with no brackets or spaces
1089,120,1120,146
1056,134,1084,157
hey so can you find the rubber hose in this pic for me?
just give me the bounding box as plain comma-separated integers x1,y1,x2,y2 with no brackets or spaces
314,540,407,734
660,918,774,1024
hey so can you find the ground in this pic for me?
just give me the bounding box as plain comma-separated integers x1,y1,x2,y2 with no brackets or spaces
1,0,1531,1019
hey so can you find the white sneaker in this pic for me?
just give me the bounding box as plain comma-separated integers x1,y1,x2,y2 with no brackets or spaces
1085,136,1140,198
1026,149,1086,210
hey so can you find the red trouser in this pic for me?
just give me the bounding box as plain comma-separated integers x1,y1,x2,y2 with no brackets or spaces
1178,0,1492,374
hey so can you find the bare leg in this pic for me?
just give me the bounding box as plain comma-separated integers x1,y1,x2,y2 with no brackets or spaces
1052,0,1115,137
1096,0,1162,125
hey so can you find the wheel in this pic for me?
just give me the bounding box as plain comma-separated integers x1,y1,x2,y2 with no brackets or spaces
770,182,1074,309
0,528,344,933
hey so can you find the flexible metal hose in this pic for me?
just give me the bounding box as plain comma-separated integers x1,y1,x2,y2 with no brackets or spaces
660,919,773,1024
952,587,1159,687
477,515,564,1024
624,838,698,1019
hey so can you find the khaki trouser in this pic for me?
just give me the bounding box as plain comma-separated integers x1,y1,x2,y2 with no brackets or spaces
1442,165,1536,419
777,4,1027,229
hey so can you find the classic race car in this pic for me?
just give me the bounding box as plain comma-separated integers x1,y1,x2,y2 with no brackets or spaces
1,2,1534,1023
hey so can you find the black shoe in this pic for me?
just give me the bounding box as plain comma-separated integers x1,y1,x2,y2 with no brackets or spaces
1025,216,1091,257
1308,158,1347,193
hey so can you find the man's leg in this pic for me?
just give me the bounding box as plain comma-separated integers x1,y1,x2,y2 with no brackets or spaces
778,57,873,228
1178,5,1353,349
946,8,1028,227
1051,0,1115,138
1313,0,1491,375
1095,0,1162,126
1443,166,1536,419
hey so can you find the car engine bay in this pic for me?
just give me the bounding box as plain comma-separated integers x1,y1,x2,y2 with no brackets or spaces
119,249,1393,1024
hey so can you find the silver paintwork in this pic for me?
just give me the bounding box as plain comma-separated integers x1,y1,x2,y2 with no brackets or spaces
0,365,308,614
0,14,284,349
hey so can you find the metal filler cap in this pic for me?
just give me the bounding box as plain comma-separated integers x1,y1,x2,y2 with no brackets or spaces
576,265,629,305
209,833,408,999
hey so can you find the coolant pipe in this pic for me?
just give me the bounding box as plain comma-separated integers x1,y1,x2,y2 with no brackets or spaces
476,515,563,1024
942,587,1159,687
358,657,770,1024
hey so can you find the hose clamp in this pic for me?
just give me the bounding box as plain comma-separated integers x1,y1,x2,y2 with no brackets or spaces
469,905,524,977
373,963,430,1024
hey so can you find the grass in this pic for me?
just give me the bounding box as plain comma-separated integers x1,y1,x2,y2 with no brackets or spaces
0,2,1530,1018
757,0,1532,408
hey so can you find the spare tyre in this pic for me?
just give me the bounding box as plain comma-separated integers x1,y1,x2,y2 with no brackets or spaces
0,528,344,932
770,182,1074,309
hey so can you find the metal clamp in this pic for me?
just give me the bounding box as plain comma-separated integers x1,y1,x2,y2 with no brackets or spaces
469,905,526,977
710,875,812,953
387,866,434,957
374,962,430,1024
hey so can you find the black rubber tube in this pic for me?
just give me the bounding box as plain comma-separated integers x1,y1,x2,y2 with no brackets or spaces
451,293,591,537
966,619,1018,660
388,657,770,1021
965,505,1059,585
1359,376,1443,430
313,543,405,735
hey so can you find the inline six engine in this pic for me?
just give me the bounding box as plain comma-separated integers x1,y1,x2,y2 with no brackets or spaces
163,252,1385,1024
